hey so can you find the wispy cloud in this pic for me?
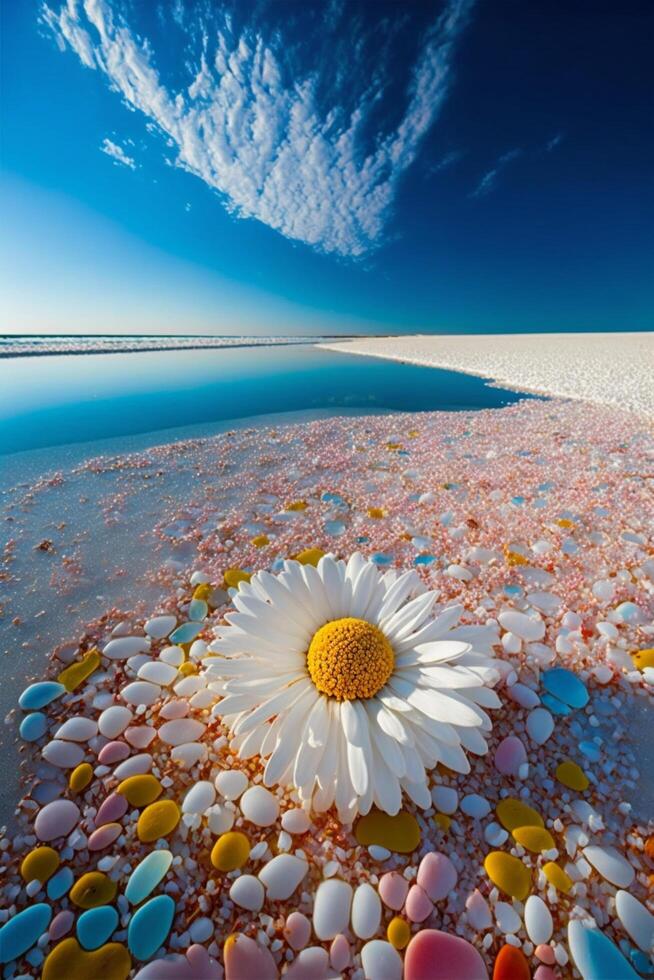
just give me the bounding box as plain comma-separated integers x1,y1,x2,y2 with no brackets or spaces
470,148,522,199
100,137,136,170
41,0,474,257
428,149,464,176
546,132,563,152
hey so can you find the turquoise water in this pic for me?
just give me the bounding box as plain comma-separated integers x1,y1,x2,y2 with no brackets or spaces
0,344,533,456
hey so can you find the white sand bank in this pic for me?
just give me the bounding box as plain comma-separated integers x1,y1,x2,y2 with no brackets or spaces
319,332,654,419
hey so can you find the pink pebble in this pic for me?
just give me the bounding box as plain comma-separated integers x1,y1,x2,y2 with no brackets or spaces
405,884,434,923
133,944,223,979
49,909,74,941
34,799,80,841
98,741,130,764
224,934,276,980
379,871,409,910
285,947,329,979
284,912,311,951
125,726,156,748
534,968,558,980
96,792,129,826
494,736,527,776
405,930,489,980
417,851,458,901
159,700,189,720
329,935,350,972
88,821,122,851
535,944,556,965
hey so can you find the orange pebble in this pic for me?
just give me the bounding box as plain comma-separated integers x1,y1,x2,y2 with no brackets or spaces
493,944,530,980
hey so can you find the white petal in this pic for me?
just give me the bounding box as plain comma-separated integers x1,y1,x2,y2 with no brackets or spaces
456,725,489,754
388,676,485,728
394,604,464,653
231,678,311,736
317,554,346,618
263,688,317,784
376,569,421,622
381,590,438,643
400,777,432,809
396,640,471,667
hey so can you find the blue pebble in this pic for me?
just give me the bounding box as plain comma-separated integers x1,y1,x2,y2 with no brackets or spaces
356,536,370,543
371,552,392,566
325,520,346,536
18,682,65,711
579,740,601,762
47,866,74,901
188,598,208,622
568,919,639,979
125,850,173,906
77,906,118,950
414,555,436,566
0,903,52,964
541,693,573,716
169,622,203,644
542,667,589,710
127,895,175,960
19,712,47,742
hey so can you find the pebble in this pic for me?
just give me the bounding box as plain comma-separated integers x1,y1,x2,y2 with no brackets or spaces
525,895,553,944
128,895,175,960
41,938,131,980
417,851,457,901
88,823,122,851
379,871,409,911
496,798,543,831
406,884,434,922
58,649,101,691
542,861,573,894
125,850,173,905
582,845,635,888
493,945,530,980
526,707,555,745
77,906,119,950
96,792,129,826
223,933,277,980
47,866,74,900
281,808,311,834
230,874,265,912
361,940,403,980
136,800,180,842
138,661,178,686
284,912,312,950
117,774,162,807
484,851,530,901
431,785,458,814
461,794,491,818
556,760,589,791
494,736,527,776
42,739,85,768
20,711,48,742
258,853,308,900
98,741,130,765
70,871,117,908
98,706,133,739
404,929,489,980
21,846,60,883
169,622,204,644
465,889,492,930
615,889,654,952
158,718,206,745
330,934,351,972
351,882,382,939
495,901,521,935
387,916,411,950
240,785,280,826
35,799,81,840
0,903,53,964
49,909,75,941
55,716,98,742
211,831,250,872
568,917,639,980
313,880,355,941
182,780,216,814
19,681,65,710
355,810,420,852
512,825,555,853
499,609,545,641
103,636,150,659
215,769,249,800
121,681,161,706
145,615,177,639
542,667,589,709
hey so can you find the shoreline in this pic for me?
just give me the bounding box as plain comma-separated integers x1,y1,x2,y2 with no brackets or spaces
0,336,357,359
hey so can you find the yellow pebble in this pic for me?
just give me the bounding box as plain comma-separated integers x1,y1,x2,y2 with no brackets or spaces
42,938,131,980
512,825,555,853
496,798,544,832
484,851,531,901
556,518,574,528
386,443,402,451
57,649,100,692
434,813,452,831
117,774,162,807
293,548,326,567
223,568,252,589
504,550,529,567
286,500,308,511
251,534,269,548
543,861,573,894
354,810,420,854
556,760,589,792
69,763,94,794
632,648,654,671
367,507,385,519
192,583,213,601
178,661,198,676
70,871,117,909
408,430,419,438
387,917,410,949
137,800,180,842
20,846,60,883
211,831,251,872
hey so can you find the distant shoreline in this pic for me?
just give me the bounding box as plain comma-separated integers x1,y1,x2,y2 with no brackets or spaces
0,335,363,358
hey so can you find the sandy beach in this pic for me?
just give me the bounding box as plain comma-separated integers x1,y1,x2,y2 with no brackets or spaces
319,332,654,419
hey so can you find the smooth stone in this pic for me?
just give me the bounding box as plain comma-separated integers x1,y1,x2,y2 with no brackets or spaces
285,946,329,979
42,739,85,769
379,872,409,911
159,700,189,720
189,598,208,621
98,741,131,765
461,794,491,818
229,874,265,912
556,760,589,791
525,895,553,944
182,780,216,814
19,681,65,710
0,903,53,964
96,792,129,826
49,909,75,941
404,929,489,980
387,916,411,950
160,646,185,667
512,825,555,853
405,884,434,923
258,854,308,900
125,850,173,905
496,798,543,831
128,895,175,960
158,718,206,746
170,743,205,768
41,938,131,980
493,945,530,980
330,934,351,972
131,945,221,978
499,609,545,641
281,808,311,834
124,727,155,750
568,918,639,979
542,862,573,893
145,615,177,639
57,649,101,691
417,851,457,901
431,785,458,814
98,706,133,739
215,769,249,800
55,717,98,741
465,889,492,930
223,934,277,980
20,712,48,742
32,780,64,805
284,912,312,950
526,707,555,745
506,682,540,709
47,866,74,900
169,622,203,644
534,968,557,980
88,823,122,851
355,810,420,852
615,890,654,952
35,799,81,840
582,845,635,888
542,667,589,709
103,636,149,660
137,800,180,842
117,774,162,807
351,882,382,939
77,906,119,950
484,852,530,901
313,879,353,940
114,753,153,779
121,682,161,707
138,662,178,686
361,940,403,980
189,918,213,944
240,785,279,826
21,845,60,882
70,872,117,908
211,831,250,872
494,736,527,776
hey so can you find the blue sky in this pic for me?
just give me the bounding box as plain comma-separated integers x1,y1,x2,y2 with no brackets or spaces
1,0,652,335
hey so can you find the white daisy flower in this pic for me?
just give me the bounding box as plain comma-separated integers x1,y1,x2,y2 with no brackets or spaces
205,553,501,821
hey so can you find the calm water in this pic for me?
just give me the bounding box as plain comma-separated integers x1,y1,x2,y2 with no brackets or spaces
0,344,532,457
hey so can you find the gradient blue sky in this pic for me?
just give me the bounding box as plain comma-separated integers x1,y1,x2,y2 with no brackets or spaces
1,0,652,335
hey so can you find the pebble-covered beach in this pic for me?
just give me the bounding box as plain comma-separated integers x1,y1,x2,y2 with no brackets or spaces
1,397,653,979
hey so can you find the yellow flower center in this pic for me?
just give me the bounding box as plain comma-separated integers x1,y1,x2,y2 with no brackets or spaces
307,617,394,700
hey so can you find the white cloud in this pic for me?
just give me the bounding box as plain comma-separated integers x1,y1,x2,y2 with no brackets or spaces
546,132,563,152
41,0,473,256
100,137,136,169
470,148,521,199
